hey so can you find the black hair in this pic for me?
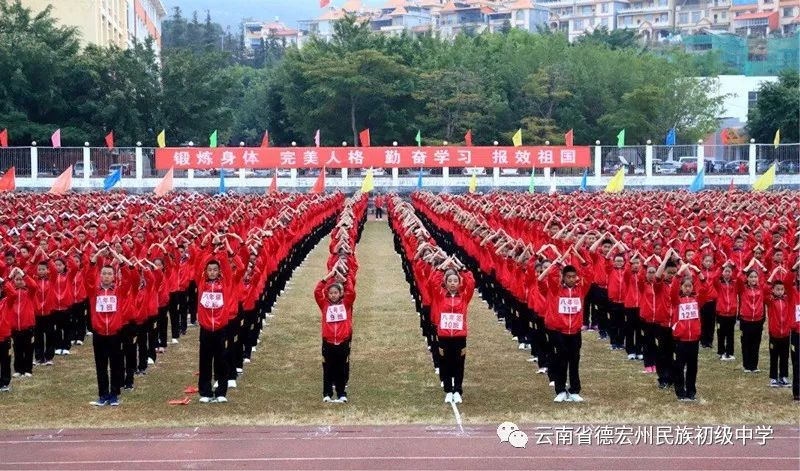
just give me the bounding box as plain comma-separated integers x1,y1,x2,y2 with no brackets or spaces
601,239,613,245
562,265,577,277
772,280,784,287
665,260,677,270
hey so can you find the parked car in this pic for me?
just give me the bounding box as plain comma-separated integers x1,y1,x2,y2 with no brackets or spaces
194,169,213,177
678,156,697,173
500,168,519,176
360,168,386,177
73,162,94,177
705,159,726,173
276,169,292,177
253,169,273,177
755,159,773,173
462,167,487,176
724,160,749,173
777,160,799,174
108,163,131,176
655,161,681,175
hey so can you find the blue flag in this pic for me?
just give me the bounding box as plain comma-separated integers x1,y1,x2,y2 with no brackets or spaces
103,168,121,191
580,169,588,191
689,169,705,193
417,168,423,189
219,168,226,194
665,128,676,146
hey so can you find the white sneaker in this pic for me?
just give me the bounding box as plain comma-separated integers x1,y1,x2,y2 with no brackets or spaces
627,353,636,360
45,360,53,366
147,358,155,365
549,381,555,386
12,373,21,378
337,396,348,403
554,392,569,403
512,336,519,341
236,368,243,374
524,344,531,350
62,350,71,355
569,393,584,402
727,355,735,361
537,367,548,374
323,396,333,403
452,392,463,404
215,396,228,403
243,358,251,364
518,343,526,350
199,396,213,404
76,340,84,346
526,357,537,362
228,380,237,388
213,381,218,388
251,347,257,352
636,354,643,360
55,349,63,355
434,367,440,375
24,373,32,378
171,338,179,345
445,392,454,404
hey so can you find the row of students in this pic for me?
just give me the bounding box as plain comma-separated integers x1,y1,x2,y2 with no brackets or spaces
0,192,344,403
387,197,475,405
412,191,799,402
314,194,367,403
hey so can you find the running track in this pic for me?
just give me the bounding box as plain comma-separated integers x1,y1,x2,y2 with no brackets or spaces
0,425,797,470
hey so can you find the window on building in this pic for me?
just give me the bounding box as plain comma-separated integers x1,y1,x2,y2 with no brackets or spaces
691,11,701,23
661,13,669,22
659,0,668,5
748,91,758,110
721,11,727,20
601,3,609,13
680,12,689,24
582,6,592,15
624,16,633,26
784,7,795,17
645,14,653,21
575,19,584,29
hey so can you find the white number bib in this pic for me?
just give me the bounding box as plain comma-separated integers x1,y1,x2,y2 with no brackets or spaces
795,305,800,323
678,302,699,321
440,312,464,331
200,291,224,309
325,304,347,323
95,295,117,313
558,297,582,315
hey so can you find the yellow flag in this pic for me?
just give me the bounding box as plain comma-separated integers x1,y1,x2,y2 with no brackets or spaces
468,173,477,193
773,129,780,148
752,162,776,192
157,130,166,148
512,129,522,147
605,168,625,193
360,168,374,193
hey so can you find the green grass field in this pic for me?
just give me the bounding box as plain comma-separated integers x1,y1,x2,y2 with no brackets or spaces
0,221,796,430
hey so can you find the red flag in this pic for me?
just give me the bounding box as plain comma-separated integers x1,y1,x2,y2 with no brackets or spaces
720,128,729,145
105,131,114,150
565,129,574,147
465,129,473,147
320,0,330,7
359,128,371,147
268,175,277,194
310,169,325,194
0,128,8,147
0,167,15,191
261,131,270,147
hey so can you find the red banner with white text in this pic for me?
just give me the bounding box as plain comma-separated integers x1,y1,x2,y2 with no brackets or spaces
155,146,591,170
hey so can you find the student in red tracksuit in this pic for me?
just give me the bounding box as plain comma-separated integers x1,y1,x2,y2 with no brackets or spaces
50,256,76,356
86,248,134,407
738,269,766,373
638,264,659,374
654,256,679,389
541,259,590,403
2,268,37,377
315,267,356,403
765,277,791,388
607,253,627,351
669,267,707,401
196,245,236,404
0,296,11,391
788,269,799,401
714,264,738,360
428,261,474,405
69,252,89,346
698,254,719,349
623,256,643,360
32,260,57,365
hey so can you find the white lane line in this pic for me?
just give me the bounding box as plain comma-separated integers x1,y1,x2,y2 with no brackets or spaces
450,402,464,434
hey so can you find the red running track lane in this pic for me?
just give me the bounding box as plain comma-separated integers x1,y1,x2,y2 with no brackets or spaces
0,425,797,470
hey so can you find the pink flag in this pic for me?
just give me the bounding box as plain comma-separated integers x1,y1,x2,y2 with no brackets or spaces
51,129,62,148
314,129,320,148
565,129,574,147
49,165,73,195
154,168,174,197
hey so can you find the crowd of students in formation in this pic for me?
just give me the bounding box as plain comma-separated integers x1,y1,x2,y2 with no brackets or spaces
410,190,799,403
0,192,343,405
314,194,367,403
387,197,475,405
1,189,798,408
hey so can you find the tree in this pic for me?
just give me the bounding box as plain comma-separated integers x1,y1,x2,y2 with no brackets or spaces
747,70,799,144
576,27,641,50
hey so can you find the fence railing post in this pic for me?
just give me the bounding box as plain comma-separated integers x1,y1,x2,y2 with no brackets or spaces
748,139,757,183
31,144,38,180
645,141,653,178
492,167,499,186
342,168,348,185
135,143,143,183
83,143,91,182
391,167,399,187
697,140,705,174
290,168,298,188
593,141,602,183
442,166,449,186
